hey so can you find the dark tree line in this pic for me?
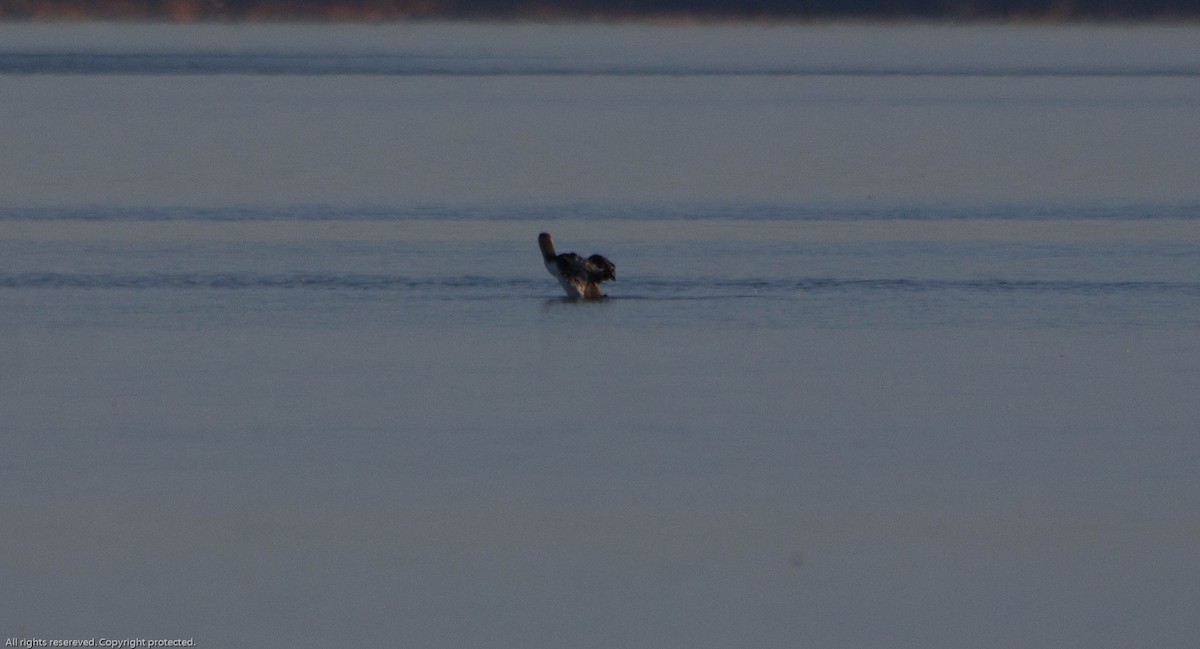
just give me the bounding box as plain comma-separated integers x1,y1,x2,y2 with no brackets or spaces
3,0,1198,20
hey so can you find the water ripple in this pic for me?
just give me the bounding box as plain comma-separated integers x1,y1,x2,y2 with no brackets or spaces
2,203,1198,223
0,272,529,291
2,51,1197,78
4,272,1198,297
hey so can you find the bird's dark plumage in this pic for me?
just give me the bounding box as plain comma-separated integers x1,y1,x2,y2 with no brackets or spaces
538,233,615,299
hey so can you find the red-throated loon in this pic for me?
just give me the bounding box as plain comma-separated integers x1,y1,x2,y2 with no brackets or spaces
538,232,616,299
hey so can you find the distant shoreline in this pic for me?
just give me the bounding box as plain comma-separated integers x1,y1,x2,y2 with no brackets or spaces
3,0,1199,23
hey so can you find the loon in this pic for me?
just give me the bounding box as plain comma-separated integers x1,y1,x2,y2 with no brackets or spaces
538,232,616,299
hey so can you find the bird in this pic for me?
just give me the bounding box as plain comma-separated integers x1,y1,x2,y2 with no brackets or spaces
538,232,616,299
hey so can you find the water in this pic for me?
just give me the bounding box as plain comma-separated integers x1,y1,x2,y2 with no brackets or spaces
2,23,1200,648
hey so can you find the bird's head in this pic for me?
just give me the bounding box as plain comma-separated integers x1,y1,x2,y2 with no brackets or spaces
537,232,556,261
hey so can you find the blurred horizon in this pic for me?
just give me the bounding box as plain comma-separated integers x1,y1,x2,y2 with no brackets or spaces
3,0,1199,22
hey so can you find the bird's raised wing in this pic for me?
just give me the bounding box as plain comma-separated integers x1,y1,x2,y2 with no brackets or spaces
586,254,616,281
556,253,615,284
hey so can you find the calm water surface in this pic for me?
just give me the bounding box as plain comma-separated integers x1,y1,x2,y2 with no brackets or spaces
2,23,1199,648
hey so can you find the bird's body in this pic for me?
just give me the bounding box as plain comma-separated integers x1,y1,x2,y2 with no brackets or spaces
538,232,616,299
